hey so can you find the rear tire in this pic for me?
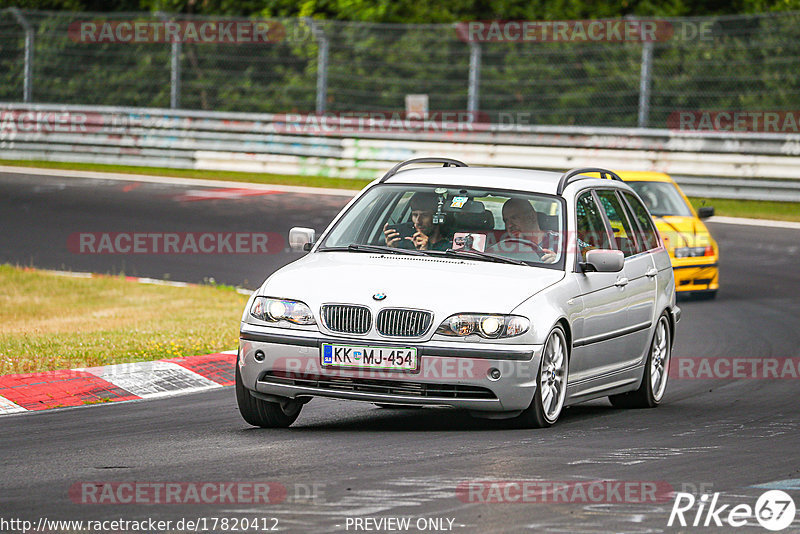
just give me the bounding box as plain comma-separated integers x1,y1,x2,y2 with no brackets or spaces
235,359,302,428
515,325,568,428
609,313,671,409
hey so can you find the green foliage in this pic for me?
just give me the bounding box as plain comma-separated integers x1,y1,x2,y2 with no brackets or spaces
2,7,800,126
4,0,800,18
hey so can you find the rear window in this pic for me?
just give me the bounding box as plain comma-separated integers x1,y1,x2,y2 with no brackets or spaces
575,192,611,261
596,190,640,257
623,192,660,251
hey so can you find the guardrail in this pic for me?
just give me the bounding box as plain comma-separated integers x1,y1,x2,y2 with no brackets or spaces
2,103,800,201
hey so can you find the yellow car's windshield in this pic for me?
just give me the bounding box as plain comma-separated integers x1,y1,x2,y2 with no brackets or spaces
626,181,693,217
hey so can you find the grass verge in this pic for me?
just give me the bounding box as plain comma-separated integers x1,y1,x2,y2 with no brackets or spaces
2,160,798,221
688,197,800,222
0,264,248,375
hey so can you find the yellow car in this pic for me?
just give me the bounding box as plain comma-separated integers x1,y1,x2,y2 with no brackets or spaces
618,171,719,298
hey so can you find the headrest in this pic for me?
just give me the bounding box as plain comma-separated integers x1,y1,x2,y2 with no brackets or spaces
537,212,559,232
450,209,494,231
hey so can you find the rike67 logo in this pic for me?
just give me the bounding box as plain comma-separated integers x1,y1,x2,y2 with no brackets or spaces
669,490,796,531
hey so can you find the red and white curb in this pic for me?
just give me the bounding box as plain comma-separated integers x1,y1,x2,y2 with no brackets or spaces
0,350,238,415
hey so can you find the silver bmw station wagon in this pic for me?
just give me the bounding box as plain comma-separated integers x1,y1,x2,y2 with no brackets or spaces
237,159,679,428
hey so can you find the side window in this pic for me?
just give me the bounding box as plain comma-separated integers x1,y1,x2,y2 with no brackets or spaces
596,190,640,257
623,192,660,251
367,192,408,244
386,192,413,224
576,192,611,261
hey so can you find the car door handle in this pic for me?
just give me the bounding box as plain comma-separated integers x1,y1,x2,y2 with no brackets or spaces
615,277,629,287
645,268,658,278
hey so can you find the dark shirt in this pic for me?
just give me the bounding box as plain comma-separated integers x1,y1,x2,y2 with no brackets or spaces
427,236,452,251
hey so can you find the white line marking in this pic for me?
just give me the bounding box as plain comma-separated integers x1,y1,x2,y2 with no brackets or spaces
133,277,191,288
708,215,800,230
0,395,26,414
30,268,255,293
79,361,221,398
37,269,94,278
174,188,284,202
752,479,800,490
0,165,358,197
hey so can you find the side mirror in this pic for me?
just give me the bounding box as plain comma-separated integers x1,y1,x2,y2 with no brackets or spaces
581,249,624,273
289,227,315,252
697,206,714,219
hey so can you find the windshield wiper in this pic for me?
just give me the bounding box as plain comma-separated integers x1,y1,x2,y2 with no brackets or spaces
426,248,527,265
318,244,426,256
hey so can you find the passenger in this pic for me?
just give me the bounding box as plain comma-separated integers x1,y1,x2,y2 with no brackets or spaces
383,192,452,251
494,198,558,263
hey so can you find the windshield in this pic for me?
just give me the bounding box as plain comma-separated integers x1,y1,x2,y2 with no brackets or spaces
625,181,693,217
318,184,565,268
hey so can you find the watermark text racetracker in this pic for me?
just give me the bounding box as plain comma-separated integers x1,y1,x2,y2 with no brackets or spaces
69,481,325,505
0,110,205,134
455,19,715,43
669,110,800,133
68,232,284,255
273,356,530,381
67,19,312,44
273,111,489,134
457,480,674,504
70,481,286,505
671,357,800,380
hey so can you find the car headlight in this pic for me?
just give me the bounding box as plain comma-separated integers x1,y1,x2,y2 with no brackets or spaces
674,246,713,258
436,314,530,339
250,297,315,325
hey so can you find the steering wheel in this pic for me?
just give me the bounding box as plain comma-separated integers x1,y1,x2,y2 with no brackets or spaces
489,237,544,256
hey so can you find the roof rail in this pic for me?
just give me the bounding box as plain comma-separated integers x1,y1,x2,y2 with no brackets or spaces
557,167,623,195
379,157,468,183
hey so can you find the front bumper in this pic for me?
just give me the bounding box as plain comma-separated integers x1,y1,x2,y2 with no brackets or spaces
239,325,542,412
672,259,719,293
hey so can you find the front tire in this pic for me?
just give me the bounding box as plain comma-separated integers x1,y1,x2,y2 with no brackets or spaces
609,313,671,408
235,359,302,428
516,325,568,428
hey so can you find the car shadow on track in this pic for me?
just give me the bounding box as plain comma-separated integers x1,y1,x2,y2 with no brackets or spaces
234,401,631,433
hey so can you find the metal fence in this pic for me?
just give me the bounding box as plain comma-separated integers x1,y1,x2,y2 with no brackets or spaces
2,10,800,128
3,103,800,201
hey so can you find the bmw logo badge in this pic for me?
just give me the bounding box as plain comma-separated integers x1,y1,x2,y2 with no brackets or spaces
373,292,387,301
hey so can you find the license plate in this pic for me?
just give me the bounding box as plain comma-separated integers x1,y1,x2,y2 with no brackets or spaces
320,343,418,371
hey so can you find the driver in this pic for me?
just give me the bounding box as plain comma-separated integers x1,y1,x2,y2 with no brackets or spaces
496,198,558,263
383,192,451,251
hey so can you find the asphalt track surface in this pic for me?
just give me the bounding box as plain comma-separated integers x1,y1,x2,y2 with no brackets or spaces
1,171,800,533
